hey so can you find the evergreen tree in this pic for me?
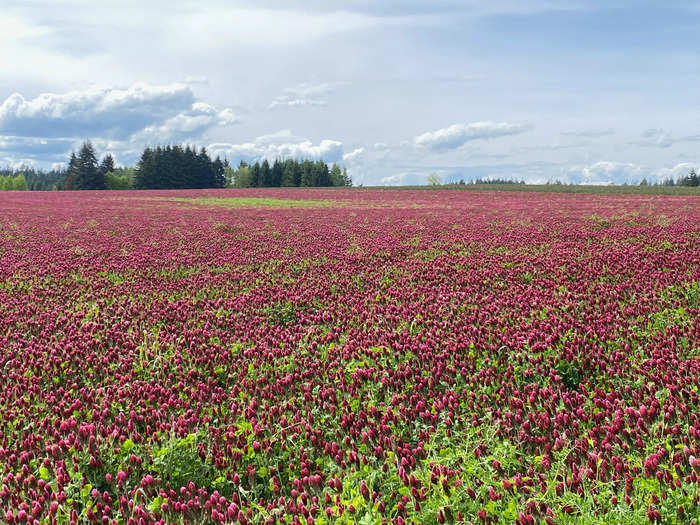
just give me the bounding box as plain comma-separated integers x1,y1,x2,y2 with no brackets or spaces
197,147,213,188
315,160,331,186
212,156,226,188
271,160,283,187
300,160,313,187
134,147,154,189
100,153,115,175
64,152,79,190
77,141,100,190
282,160,296,187
250,162,260,188
260,159,271,187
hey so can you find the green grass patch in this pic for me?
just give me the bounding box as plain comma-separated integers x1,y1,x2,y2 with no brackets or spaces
156,196,338,208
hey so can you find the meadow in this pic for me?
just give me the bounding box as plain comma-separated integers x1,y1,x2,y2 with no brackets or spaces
0,188,698,524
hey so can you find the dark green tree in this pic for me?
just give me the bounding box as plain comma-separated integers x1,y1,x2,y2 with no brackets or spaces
281,160,296,187
300,160,314,187
250,162,260,188
260,159,271,187
100,153,115,175
271,160,283,187
77,141,101,190
64,152,79,190
212,156,226,188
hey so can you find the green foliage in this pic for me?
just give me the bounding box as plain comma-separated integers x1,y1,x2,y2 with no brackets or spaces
266,300,298,326
227,158,349,188
0,173,27,190
104,171,131,190
64,141,106,190
134,145,226,189
555,359,582,391
150,433,223,493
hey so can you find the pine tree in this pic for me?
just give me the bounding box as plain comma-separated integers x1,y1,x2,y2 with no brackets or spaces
134,147,154,189
260,159,271,187
688,169,699,187
64,152,79,190
282,160,296,187
212,156,226,188
300,160,313,187
271,160,283,187
77,141,100,190
250,162,260,188
100,153,115,175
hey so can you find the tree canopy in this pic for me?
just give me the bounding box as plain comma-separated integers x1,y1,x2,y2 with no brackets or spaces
133,145,226,189
227,159,351,188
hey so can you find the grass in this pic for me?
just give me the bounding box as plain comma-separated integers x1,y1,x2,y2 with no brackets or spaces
157,196,338,208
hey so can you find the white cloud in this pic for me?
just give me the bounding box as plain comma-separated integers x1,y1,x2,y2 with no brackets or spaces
268,83,337,109
0,83,239,164
208,131,344,164
1,157,36,171
380,172,411,185
0,83,195,139
414,121,532,150
565,161,644,184
343,147,365,161
133,102,239,143
654,162,697,181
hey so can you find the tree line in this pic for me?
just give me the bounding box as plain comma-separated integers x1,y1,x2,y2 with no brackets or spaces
652,169,699,187
133,145,227,189
0,168,64,190
228,159,351,188
0,141,351,190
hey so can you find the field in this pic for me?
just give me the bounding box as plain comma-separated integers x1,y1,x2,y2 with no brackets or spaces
0,188,698,525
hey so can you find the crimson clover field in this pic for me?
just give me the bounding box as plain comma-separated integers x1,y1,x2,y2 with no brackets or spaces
0,189,698,525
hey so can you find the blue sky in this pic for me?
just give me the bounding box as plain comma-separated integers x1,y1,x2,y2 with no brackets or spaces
1,0,699,185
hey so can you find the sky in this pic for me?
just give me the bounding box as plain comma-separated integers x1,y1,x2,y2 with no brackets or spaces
1,0,700,185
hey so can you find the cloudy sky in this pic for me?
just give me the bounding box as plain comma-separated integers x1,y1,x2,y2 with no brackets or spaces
2,0,700,185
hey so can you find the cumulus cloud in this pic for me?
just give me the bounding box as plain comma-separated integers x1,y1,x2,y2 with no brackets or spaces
0,83,238,144
208,130,343,164
414,121,532,150
565,161,644,184
133,102,239,143
0,83,197,139
564,160,699,185
0,82,239,165
268,83,336,109
1,157,36,171
380,172,411,185
654,162,698,181
342,147,365,162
